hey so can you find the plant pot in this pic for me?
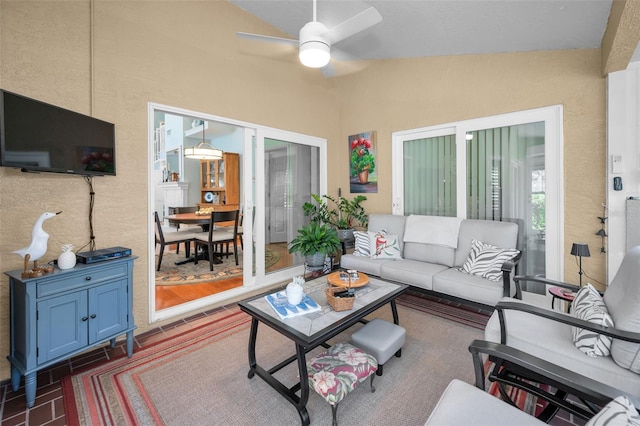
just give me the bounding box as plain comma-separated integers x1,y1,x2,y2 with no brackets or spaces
358,170,369,184
337,228,355,242
305,252,326,269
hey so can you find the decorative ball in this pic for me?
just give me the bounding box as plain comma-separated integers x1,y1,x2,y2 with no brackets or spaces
58,244,76,270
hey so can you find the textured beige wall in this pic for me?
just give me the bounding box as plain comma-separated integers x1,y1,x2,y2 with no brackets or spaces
0,0,608,383
0,0,338,381
331,50,606,289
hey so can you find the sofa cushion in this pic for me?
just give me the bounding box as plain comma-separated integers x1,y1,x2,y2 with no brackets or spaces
485,298,640,401
369,232,402,259
454,219,519,267
433,268,509,306
424,379,546,426
380,259,448,291
458,239,520,282
340,254,392,277
604,246,640,373
403,242,455,267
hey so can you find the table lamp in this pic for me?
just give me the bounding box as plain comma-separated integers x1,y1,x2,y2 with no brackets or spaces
570,243,590,287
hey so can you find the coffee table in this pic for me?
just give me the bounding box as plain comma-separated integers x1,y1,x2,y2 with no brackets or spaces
238,275,408,426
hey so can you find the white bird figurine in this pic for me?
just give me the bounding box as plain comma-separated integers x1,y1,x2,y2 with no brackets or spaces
13,211,62,272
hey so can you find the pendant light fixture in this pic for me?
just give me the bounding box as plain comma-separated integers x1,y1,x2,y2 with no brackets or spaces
184,120,223,160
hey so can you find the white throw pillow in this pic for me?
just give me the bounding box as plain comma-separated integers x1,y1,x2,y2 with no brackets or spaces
572,284,615,358
458,239,520,282
369,232,402,259
585,395,640,426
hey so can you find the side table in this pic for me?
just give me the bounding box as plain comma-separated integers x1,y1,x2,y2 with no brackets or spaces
549,287,575,313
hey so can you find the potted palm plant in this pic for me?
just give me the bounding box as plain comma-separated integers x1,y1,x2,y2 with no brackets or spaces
288,221,341,268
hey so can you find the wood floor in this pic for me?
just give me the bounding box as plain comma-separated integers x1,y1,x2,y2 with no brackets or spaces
155,242,294,310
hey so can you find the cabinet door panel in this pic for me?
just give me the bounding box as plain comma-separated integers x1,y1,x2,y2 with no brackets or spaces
37,292,88,364
89,279,128,343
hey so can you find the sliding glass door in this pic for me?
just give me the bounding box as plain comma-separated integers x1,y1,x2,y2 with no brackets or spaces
392,106,563,288
148,103,326,322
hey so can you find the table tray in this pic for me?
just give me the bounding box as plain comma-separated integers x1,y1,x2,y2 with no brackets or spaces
327,271,369,288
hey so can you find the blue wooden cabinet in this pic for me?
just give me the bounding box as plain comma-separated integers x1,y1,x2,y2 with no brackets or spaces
5,256,137,408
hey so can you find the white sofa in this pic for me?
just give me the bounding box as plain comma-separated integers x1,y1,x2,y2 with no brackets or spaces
340,214,520,307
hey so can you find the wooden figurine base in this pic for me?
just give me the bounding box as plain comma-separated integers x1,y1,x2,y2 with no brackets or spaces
21,266,54,278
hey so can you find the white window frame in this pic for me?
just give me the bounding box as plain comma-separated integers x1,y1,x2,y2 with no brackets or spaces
391,105,564,280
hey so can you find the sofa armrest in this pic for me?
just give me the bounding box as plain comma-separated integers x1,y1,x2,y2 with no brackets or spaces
513,275,581,294
501,252,522,299
468,340,640,413
495,300,640,345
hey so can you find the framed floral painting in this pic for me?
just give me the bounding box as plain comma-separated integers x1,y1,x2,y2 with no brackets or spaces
349,131,377,193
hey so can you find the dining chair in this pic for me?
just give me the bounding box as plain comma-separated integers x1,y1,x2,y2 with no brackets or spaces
171,206,200,254
154,211,197,271
193,210,240,271
217,206,252,251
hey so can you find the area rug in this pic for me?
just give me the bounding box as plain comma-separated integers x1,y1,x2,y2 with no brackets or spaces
62,296,487,425
155,249,279,285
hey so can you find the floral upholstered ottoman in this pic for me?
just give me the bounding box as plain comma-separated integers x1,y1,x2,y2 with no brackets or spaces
307,342,378,426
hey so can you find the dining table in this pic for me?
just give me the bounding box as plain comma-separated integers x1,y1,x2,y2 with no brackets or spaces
164,211,227,265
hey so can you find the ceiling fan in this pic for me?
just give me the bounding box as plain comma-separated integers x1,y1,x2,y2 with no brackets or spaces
237,0,382,73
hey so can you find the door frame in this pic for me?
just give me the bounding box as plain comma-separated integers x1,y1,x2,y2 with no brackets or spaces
147,102,327,323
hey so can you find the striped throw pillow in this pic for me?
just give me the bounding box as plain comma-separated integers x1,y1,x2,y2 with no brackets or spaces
353,231,371,257
458,239,520,282
585,395,640,426
572,284,615,358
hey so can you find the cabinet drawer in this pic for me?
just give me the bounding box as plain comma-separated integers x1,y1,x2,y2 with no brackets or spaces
37,264,128,297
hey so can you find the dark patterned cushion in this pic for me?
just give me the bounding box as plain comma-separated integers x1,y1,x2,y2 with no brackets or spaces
572,284,615,358
585,395,640,426
458,239,520,282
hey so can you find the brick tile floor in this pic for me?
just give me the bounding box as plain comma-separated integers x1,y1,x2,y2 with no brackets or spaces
0,304,232,425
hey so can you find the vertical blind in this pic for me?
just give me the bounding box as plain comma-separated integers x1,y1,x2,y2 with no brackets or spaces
403,135,456,216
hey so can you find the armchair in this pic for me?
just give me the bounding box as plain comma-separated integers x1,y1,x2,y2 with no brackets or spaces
471,246,640,422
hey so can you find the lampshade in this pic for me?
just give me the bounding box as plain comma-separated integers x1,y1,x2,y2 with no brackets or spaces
184,142,223,160
570,243,591,257
184,121,223,160
299,40,330,68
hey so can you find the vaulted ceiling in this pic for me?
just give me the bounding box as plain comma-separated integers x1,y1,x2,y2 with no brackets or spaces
229,0,640,65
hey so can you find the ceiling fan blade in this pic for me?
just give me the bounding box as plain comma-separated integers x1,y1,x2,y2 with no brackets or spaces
237,32,299,46
327,7,382,45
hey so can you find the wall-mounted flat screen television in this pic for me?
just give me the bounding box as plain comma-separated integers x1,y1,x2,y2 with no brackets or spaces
0,90,116,176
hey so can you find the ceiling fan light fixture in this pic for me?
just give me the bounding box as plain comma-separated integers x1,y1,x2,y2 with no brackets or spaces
299,40,330,68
